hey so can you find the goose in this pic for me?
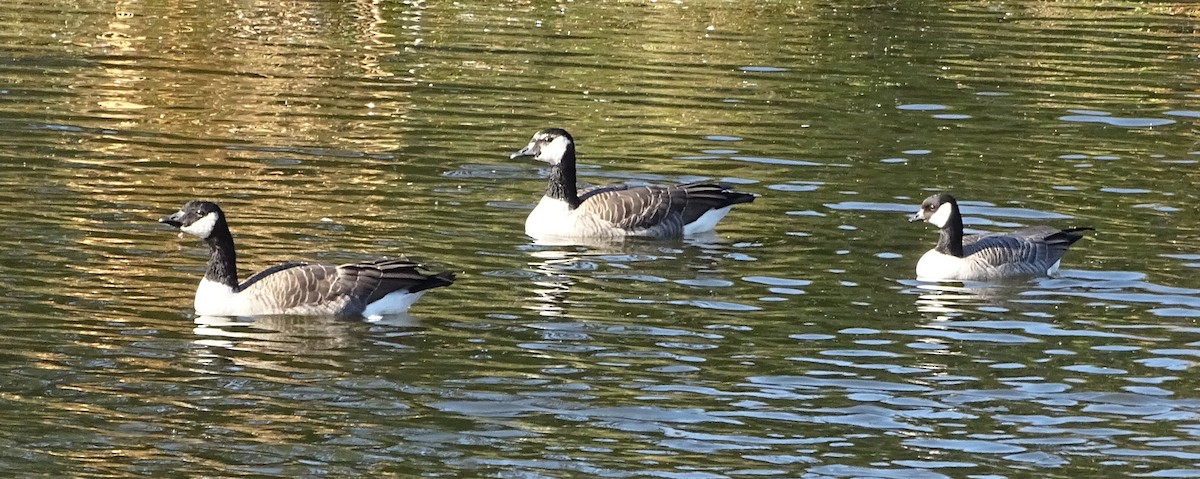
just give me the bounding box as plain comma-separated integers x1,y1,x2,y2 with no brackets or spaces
909,192,1092,281
510,128,755,240
159,200,454,319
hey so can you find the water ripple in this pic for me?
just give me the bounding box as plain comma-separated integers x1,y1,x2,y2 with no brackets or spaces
2,1,1199,477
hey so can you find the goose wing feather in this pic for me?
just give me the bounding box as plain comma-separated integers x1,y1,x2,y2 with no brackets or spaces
336,258,456,305
577,182,753,232
240,262,309,290
236,259,455,316
577,184,629,202
237,263,344,313
961,226,1088,276
576,184,681,231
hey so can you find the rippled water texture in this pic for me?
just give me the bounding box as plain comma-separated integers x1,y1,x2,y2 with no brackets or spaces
2,1,1200,477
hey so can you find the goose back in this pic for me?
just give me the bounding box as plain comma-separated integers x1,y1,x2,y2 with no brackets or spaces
951,227,1090,279
532,182,753,238
233,259,455,317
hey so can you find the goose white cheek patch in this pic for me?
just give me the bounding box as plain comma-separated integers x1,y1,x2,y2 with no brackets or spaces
181,211,219,238
538,136,570,164
928,202,954,228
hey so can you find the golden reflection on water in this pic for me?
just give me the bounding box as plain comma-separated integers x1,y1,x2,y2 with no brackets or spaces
3,1,1200,476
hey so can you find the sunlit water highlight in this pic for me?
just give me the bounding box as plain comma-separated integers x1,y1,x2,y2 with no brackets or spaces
1,1,1200,477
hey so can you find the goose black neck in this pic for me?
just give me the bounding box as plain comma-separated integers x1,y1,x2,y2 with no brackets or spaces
935,206,965,258
546,148,580,208
203,220,240,290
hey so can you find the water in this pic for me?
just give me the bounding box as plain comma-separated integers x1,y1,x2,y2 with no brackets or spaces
2,1,1200,477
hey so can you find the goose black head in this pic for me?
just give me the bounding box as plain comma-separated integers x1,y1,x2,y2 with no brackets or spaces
160,200,226,239
510,128,575,165
910,193,959,228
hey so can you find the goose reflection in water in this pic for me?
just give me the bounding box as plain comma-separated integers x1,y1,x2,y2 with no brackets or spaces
189,313,423,370
905,268,1131,321
524,250,588,319
521,232,743,319
905,280,1020,320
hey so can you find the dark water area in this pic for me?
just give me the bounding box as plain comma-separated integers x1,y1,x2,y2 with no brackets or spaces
2,1,1200,477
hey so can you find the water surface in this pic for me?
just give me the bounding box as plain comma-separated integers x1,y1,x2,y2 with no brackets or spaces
2,1,1200,477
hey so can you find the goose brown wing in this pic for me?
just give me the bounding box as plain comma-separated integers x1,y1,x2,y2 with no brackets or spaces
962,226,1089,275
577,182,753,231
576,184,682,230
236,259,454,313
240,262,309,290
673,182,755,224
236,263,343,312
334,258,456,305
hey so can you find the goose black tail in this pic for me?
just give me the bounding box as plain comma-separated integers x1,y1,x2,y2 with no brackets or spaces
1056,227,1095,245
412,271,457,293
723,191,756,206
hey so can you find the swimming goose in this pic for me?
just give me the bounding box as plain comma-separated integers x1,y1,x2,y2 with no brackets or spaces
159,200,454,319
910,192,1092,281
510,128,755,239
